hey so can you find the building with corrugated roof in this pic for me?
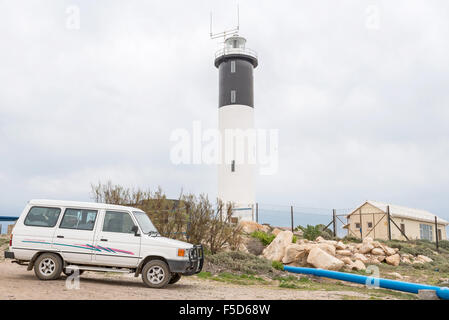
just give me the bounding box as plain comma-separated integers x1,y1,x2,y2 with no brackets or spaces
344,201,448,241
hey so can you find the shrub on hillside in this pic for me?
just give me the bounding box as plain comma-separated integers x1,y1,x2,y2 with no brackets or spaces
251,231,276,246
206,251,273,275
296,224,333,241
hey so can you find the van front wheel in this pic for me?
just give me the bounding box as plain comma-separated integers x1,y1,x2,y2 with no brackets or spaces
34,253,63,280
169,273,181,284
142,260,171,288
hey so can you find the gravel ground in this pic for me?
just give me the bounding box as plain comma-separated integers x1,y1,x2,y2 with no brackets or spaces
0,260,373,300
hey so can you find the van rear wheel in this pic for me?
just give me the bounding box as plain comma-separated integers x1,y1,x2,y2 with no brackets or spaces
142,260,171,288
34,253,63,280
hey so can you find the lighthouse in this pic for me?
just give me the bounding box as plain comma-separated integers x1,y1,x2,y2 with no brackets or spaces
215,34,258,221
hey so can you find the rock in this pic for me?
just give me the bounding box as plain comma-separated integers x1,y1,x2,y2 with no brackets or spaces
341,257,353,265
336,249,352,256
356,243,363,250
282,244,308,264
359,242,375,254
306,247,344,271
417,255,433,263
244,237,265,255
363,237,373,244
372,241,382,248
335,241,346,250
371,248,384,255
418,290,440,300
353,260,366,271
317,243,336,256
401,253,413,258
261,225,271,233
377,255,386,262
382,245,396,256
239,221,266,234
353,253,369,263
386,254,400,266
315,236,326,243
238,243,249,253
293,230,304,237
272,228,282,236
262,230,293,262
388,272,403,280
413,259,424,265
401,257,412,265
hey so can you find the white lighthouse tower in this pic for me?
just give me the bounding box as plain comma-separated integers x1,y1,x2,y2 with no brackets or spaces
214,34,258,221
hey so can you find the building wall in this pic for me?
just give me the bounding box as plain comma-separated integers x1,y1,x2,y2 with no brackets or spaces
346,203,447,241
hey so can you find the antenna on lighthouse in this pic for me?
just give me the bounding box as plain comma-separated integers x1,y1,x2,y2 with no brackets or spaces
210,5,240,40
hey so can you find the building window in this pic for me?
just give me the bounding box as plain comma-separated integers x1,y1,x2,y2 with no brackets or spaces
231,90,236,103
438,229,442,241
400,223,406,234
355,223,361,229
420,224,433,241
231,61,236,73
367,222,373,228
231,160,235,172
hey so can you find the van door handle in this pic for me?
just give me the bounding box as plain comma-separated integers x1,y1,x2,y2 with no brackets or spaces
57,235,64,238
100,238,108,242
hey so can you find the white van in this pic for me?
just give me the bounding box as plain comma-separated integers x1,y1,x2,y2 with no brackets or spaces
4,199,203,288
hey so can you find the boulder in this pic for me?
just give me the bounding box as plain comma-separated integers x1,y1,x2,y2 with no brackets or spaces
377,255,386,262
336,249,352,256
272,228,282,236
382,245,396,256
307,247,344,271
261,225,271,233
372,241,382,248
417,255,433,263
341,257,353,265
371,248,384,255
262,230,293,262
353,253,369,263
282,244,309,264
317,243,336,256
353,260,366,271
401,257,412,265
239,221,265,234
413,259,424,265
386,254,400,266
238,243,249,253
359,242,374,254
315,236,326,243
388,272,403,280
363,237,373,244
335,241,346,250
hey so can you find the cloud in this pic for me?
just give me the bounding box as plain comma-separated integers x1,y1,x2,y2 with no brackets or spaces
0,0,448,225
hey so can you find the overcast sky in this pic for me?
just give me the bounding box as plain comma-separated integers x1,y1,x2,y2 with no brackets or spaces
1,0,449,223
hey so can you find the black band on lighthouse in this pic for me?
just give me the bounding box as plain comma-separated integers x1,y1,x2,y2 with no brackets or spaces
218,58,254,108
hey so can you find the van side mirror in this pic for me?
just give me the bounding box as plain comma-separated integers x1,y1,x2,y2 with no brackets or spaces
131,225,140,237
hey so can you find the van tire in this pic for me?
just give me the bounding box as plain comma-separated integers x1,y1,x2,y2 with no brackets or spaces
34,253,63,280
142,260,171,288
63,269,85,277
169,273,181,284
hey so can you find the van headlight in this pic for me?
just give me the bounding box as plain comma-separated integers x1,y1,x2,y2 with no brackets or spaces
177,248,187,257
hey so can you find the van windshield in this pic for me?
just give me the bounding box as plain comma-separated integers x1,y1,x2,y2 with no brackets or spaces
133,211,158,235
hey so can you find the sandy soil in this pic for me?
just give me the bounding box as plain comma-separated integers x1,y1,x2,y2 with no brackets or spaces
0,260,373,300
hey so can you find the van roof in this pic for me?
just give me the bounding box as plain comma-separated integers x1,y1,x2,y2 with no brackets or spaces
28,199,143,212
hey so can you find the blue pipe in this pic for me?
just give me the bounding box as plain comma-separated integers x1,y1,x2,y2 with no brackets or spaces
283,265,449,300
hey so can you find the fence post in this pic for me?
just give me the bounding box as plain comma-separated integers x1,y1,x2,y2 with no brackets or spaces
291,206,294,232
435,216,439,252
332,209,337,237
387,205,392,241
256,203,259,223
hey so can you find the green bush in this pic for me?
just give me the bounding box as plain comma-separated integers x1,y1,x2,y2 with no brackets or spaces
271,261,284,271
296,224,332,241
207,251,273,275
292,235,297,243
251,231,275,246
439,240,449,250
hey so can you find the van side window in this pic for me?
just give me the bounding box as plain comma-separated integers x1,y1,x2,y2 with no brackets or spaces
59,208,98,231
24,207,61,227
103,211,136,234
